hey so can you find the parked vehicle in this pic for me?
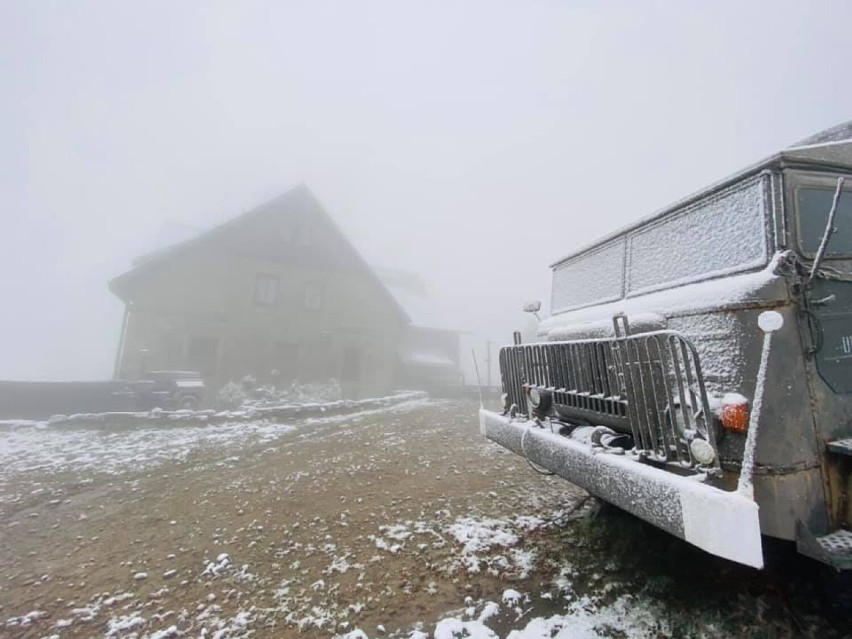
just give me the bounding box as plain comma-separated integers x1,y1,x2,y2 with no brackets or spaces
132,370,205,410
0,371,205,419
481,121,852,572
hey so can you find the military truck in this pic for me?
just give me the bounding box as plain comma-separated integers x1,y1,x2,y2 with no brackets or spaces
481,122,852,573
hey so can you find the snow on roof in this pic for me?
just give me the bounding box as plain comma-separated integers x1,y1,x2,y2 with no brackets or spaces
782,136,852,169
789,119,852,148
551,119,852,269
540,253,787,346
375,267,460,332
405,351,456,367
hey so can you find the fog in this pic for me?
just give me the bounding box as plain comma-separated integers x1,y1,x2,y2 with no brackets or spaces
2,0,851,382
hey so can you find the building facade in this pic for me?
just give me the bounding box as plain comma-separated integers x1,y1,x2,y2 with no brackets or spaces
109,185,410,400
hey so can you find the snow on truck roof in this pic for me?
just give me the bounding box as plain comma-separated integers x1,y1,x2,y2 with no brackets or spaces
551,120,852,269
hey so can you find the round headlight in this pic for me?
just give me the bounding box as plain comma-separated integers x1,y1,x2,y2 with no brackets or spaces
689,438,716,466
529,387,541,408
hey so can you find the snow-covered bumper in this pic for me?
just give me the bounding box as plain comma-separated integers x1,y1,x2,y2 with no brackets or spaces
480,409,763,569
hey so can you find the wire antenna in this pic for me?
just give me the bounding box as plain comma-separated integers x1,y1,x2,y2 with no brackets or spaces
471,348,484,408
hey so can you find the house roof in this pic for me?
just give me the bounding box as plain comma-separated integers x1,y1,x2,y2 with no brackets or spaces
373,267,460,333
109,184,410,325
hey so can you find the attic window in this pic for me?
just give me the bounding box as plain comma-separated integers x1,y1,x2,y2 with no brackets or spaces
255,274,279,306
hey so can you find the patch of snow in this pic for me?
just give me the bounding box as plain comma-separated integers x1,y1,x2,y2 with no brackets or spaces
543,251,784,343
201,553,231,578
380,524,412,541
406,351,456,367
552,241,625,313
143,626,179,639
477,602,500,622
324,555,351,575
627,177,767,296
0,396,431,501
447,517,518,573
5,609,46,628
434,618,498,639
371,535,402,554
105,613,146,638
449,518,518,554
504,594,669,639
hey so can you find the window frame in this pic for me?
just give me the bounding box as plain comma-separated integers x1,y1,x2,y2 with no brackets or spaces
254,273,279,306
792,172,852,259
303,281,323,311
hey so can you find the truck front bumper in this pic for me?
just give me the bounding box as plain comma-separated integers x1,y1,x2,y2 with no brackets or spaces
480,409,764,569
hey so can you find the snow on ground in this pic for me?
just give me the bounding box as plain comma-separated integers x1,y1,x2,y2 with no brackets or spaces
0,417,293,478
339,583,674,639
2,399,841,639
426,590,669,639
0,397,431,504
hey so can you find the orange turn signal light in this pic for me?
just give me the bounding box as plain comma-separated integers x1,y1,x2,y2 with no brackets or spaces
721,399,749,433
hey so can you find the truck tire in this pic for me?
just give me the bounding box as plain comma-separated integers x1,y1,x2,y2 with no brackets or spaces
820,565,852,621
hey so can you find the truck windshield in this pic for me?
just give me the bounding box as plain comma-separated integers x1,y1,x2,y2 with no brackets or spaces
797,186,852,256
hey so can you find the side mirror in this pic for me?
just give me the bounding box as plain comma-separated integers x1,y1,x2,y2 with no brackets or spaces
523,300,542,313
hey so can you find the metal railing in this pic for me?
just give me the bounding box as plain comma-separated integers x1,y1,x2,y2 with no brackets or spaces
499,316,717,468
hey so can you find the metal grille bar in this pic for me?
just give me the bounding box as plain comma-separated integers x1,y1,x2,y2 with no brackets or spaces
499,327,716,468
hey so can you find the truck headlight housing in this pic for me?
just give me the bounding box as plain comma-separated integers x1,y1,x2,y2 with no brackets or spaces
529,387,541,407
527,387,552,413
689,438,716,466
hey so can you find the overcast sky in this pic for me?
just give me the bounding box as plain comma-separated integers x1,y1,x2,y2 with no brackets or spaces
2,0,851,380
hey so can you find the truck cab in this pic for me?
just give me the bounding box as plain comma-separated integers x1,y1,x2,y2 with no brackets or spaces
482,121,852,571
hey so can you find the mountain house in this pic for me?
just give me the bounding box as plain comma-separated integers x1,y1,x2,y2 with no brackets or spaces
109,185,461,400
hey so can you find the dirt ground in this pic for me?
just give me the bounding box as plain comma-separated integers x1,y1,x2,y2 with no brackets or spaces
0,399,847,638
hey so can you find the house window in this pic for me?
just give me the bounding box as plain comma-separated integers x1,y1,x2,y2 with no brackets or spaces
304,282,323,310
254,274,279,306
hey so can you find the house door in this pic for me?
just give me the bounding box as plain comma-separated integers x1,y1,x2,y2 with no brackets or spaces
341,346,361,383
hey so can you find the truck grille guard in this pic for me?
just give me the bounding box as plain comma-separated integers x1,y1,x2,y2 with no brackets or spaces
500,315,719,471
